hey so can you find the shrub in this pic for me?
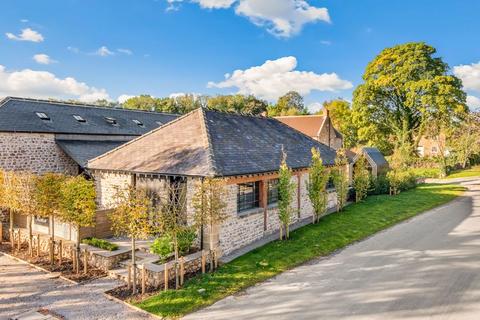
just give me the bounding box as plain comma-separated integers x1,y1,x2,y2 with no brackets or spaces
369,174,390,195
151,228,196,261
411,167,441,179
387,169,417,194
82,237,118,251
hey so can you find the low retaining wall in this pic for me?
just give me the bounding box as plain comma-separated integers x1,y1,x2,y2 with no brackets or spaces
82,248,130,271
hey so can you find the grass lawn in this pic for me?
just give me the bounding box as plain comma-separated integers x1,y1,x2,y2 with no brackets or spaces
446,165,480,179
135,183,464,318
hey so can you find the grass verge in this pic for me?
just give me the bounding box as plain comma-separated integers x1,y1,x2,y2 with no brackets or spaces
446,165,480,179
135,183,464,318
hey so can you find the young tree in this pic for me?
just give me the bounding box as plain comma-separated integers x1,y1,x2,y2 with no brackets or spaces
192,178,227,271
152,181,191,288
110,186,152,294
34,173,66,266
60,175,96,272
277,152,295,240
352,42,467,155
0,170,4,244
17,172,37,255
331,149,350,212
353,155,370,202
307,148,329,223
3,171,21,248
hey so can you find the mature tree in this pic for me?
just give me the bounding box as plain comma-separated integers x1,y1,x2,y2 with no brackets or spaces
110,186,152,294
307,148,329,223
277,152,295,240
449,112,480,169
331,149,350,211
353,155,370,202
60,175,96,272
17,172,37,255
207,94,268,115
352,42,468,155
94,99,118,108
122,95,162,111
321,99,358,148
268,91,309,116
34,173,65,266
192,178,227,271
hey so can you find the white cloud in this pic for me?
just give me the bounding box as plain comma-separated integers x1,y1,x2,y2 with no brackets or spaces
454,62,480,92
0,65,110,102
5,28,44,42
235,0,330,37
118,94,135,103
33,54,56,65
208,56,352,101
467,95,480,110
193,0,236,8
166,0,329,37
95,46,114,57
117,48,133,55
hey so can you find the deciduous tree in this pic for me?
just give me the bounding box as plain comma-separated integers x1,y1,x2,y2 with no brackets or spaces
353,155,370,202
331,149,350,211
307,148,329,223
321,99,358,148
277,151,295,240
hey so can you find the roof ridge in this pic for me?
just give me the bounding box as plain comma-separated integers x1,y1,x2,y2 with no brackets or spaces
87,108,198,167
199,108,218,177
5,96,180,116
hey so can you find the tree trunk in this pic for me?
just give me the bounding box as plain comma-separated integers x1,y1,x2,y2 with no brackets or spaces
76,224,81,274
286,223,289,239
27,215,33,257
279,224,283,240
209,223,214,271
9,209,14,249
173,234,179,289
50,215,55,267
131,237,137,295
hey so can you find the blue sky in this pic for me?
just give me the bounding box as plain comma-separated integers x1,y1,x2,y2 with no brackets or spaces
1,0,480,111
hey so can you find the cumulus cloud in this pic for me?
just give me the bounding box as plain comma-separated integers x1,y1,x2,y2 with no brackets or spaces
0,65,109,102
94,46,114,57
33,54,56,65
5,28,44,42
454,62,480,92
208,56,352,101
166,0,329,37
467,95,480,110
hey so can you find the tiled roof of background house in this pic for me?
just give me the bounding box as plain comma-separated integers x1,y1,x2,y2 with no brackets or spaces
88,108,338,177
275,114,342,139
0,97,178,135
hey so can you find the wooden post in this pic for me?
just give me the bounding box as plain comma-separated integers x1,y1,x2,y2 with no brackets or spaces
127,265,132,290
58,240,63,265
17,229,21,252
36,235,40,257
180,257,185,286
141,264,146,295
0,222,3,245
201,251,206,274
164,263,169,291
49,238,54,266
83,248,88,274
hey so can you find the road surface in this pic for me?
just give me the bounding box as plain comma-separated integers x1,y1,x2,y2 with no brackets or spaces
186,179,480,320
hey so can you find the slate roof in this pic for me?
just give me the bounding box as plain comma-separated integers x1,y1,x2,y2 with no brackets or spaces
88,108,338,177
56,139,130,168
0,97,179,135
362,147,389,170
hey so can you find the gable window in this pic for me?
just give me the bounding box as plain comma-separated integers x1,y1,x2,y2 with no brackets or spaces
237,181,260,212
35,112,50,121
267,179,279,205
73,115,86,123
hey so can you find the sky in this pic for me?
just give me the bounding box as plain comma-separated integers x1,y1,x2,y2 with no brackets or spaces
1,0,480,112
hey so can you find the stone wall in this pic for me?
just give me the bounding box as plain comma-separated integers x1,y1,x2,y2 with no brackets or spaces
0,132,78,174
93,171,133,210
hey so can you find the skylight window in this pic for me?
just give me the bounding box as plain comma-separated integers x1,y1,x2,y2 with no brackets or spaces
104,117,118,125
36,112,50,121
132,119,144,126
156,121,163,126
73,115,86,123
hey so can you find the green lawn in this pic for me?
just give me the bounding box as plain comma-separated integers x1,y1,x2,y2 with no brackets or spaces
135,184,464,318
446,165,480,179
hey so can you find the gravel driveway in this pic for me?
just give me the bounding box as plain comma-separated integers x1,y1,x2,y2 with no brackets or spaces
186,179,480,320
0,254,155,320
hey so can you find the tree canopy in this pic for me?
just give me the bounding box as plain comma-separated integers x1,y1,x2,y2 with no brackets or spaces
321,99,358,148
352,42,468,154
267,91,309,116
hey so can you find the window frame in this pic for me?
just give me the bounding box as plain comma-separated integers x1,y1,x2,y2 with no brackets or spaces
267,178,279,205
237,181,261,213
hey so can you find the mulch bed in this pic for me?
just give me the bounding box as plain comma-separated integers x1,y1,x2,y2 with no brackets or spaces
107,284,163,303
0,242,107,283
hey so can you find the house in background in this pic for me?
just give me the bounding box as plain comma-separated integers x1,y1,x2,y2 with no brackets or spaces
88,108,341,257
0,97,178,241
417,135,448,157
275,109,343,150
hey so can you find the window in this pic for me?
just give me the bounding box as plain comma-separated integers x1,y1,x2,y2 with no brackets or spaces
267,179,279,205
35,112,50,121
237,181,260,212
104,117,118,125
431,147,438,154
327,176,335,189
73,115,86,123
133,119,144,126
156,121,163,126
